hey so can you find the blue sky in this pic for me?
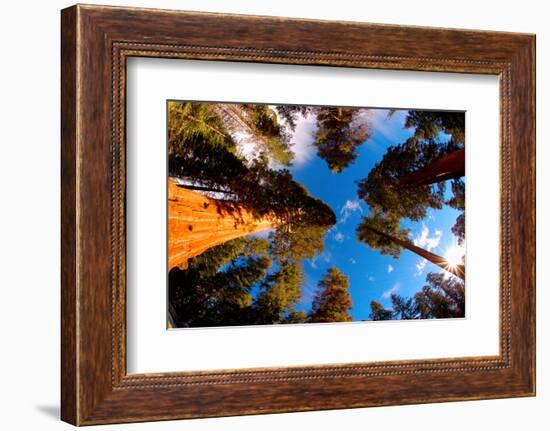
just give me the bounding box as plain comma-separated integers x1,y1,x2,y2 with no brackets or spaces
272,108,464,320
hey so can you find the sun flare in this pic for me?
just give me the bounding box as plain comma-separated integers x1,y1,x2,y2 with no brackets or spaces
444,244,465,268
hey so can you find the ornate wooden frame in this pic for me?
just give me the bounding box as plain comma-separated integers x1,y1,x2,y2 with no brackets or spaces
61,4,536,425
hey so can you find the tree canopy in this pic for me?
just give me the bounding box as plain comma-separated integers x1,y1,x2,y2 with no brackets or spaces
356,139,460,226
310,267,353,323
404,110,465,144
169,237,355,327
168,101,335,227
312,107,371,173
253,261,304,324
274,105,372,173
367,272,465,321
356,210,411,258
355,111,465,257
369,300,394,321
211,103,294,165
168,100,235,154
169,237,271,327
167,101,346,328
168,103,468,327
414,272,465,319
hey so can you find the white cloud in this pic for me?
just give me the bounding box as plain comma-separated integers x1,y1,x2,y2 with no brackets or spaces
387,264,394,273
416,258,427,276
334,232,345,243
340,199,363,223
441,269,464,281
227,107,318,169
413,224,442,252
368,275,375,282
382,283,400,299
369,109,409,142
287,112,318,167
322,251,332,263
309,250,332,269
235,139,258,164
343,200,361,211
349,258,357,265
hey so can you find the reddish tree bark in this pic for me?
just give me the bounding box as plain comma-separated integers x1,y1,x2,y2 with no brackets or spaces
361,224,465,280
168,179,277,270
397,148,465,188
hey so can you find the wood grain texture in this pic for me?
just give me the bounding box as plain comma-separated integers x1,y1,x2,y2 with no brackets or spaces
60,6,78,425
60,4,536,425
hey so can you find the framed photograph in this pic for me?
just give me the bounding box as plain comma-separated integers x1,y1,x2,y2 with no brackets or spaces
61,4,535,425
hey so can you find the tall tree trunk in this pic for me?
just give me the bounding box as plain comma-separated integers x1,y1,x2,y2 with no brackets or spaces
211,104,273,150
168,179,277,270
397,148,465,188
362,224,465,280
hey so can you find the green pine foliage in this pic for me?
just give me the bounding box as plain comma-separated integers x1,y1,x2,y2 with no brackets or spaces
167,102,467,327
168,101,235,154
169,238,271,327
253,262,304,324
367,272,465,321
310,267,353,323
275,105,373,173
356,111,465,255
404,110,465,144
168,101,335,229
247,104,294,165
313,107,372,173
167,101,342,327
356,210,411,258
369,300,394,321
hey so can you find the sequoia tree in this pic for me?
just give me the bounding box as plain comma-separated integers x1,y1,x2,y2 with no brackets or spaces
168,101,340,327
357,110,465,213
169,102,334,225
310,267,353,323
168,101,336,269
356,139,461,225
396,148,465,189
356,213,465,280
356,110,466,261
168,181,278,270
